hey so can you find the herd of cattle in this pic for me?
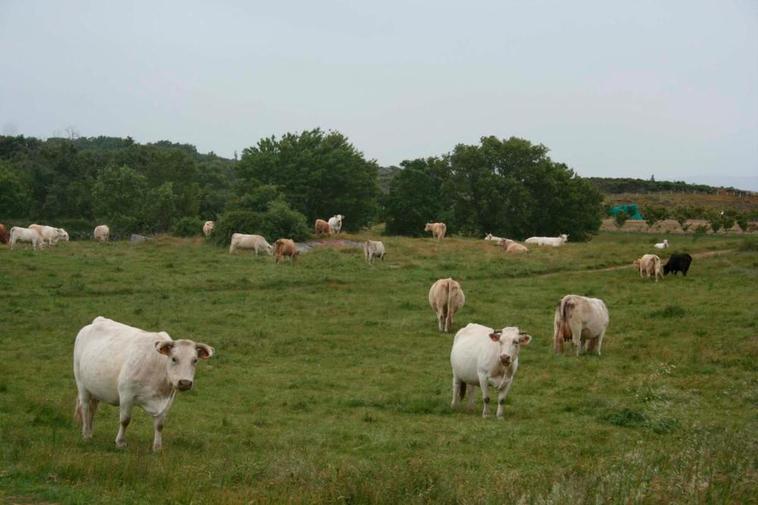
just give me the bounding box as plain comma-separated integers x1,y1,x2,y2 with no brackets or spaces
1,216,696,450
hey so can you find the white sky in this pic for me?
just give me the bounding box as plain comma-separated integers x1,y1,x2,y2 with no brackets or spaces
1,0,756,189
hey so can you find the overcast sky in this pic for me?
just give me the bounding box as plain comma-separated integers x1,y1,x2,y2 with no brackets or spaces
1,0,757,189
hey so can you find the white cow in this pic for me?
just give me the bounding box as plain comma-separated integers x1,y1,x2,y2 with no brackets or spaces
328,215,344,234
73,317,214,451
93,225,110,242
9,226,43,250
633,254,663,282
524,234,568,247
29,224,68,246
484,233,505,245
363,240,385,264
203,221,215,237
229,233,273,255
553,295,609,356
654,239,669,249
428,278,465,332
450,323,532,418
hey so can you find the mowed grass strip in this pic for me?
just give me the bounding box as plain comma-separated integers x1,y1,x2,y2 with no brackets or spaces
0,233,755,504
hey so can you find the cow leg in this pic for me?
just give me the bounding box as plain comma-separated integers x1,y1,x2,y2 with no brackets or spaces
478,374,491,417
115,399,134,448
77,389,95,439
466,386,476,410
496,380,513,418
571,322,583,356
152,414,166,452
451,376,461,408
596,330,606,356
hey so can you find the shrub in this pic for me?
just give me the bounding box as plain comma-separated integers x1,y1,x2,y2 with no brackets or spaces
614,210,629,229
259,199,310,242
212,210,264,246
172,216,205,237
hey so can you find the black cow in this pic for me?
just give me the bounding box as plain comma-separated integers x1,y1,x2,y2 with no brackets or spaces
663,253,692,276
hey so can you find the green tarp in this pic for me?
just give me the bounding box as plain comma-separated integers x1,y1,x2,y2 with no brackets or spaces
609,203,644,220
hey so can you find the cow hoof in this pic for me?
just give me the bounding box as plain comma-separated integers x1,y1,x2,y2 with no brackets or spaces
116,440,126,448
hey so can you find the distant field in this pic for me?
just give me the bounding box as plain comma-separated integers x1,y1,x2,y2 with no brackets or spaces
0,233,756,504
606,191,758,213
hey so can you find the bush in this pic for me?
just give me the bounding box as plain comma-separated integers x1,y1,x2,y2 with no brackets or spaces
212,210,264,247
213,200,309,247
172,216,205,237
614,210,629,229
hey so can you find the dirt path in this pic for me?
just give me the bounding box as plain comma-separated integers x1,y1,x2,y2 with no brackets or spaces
537,249,734,278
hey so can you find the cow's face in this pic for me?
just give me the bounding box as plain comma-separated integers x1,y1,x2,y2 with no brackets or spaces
425,223,432,231
489,327,532,366
560,234,568,242
156,339,214,391
58,229,69,241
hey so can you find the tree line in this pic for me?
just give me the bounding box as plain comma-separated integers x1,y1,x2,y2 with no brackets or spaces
1,130,607,241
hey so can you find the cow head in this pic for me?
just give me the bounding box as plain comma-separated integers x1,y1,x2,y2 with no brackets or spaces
489,327,532,366
425,223,433,232
485,233,493,240
57,229,69,241
560,234,568,243
155,338,214,391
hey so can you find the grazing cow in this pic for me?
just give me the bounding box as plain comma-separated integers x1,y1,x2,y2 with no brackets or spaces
363,240,385,264
314,219,330,235
484,233,505,245
93,225,110,242
328,215,344,234
73,317,214,451
9,226,43,250
663,253,692,276
428,278,465,332
501,239,528,254
633,254,663,282
202,221,215,237
553,295,609,356
274,238,298,264
450,323,532,418
654,239,669,249
425,222,447,240
229,233,273,255
29,224,68,246
0,223,8,244
524,234,568,247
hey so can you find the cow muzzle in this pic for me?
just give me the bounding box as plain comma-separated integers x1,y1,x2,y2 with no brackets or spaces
499,355,511,366
177,380,193,391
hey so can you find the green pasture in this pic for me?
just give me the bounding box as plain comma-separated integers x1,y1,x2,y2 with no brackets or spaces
0,232,755,504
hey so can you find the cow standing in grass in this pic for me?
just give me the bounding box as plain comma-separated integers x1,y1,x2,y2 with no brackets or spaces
525,234,568,247
428,278,465,332
633,254,663,282
73,317,214,451
450,323,532,418
425,222,446,240
274,238,298,264
314,219,330,235
9,226,43,250
363,240,385,264
93,225,110,242
328,215,344,234
229,233,272,255
664,253,692,276
0,223,8,244
553,295,609,356
203,221,215,237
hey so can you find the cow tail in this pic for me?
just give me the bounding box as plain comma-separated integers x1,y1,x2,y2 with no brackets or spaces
445,280,457,331
560,298,574,341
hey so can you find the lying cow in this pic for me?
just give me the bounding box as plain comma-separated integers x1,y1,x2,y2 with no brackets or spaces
9,226,43,250
229,233,272,255
663,253,692,276
328,215,344,234
524,234,568,247
93,225,110,242
502,239,528,254
450,323,532,418
633,254,663,282
484,233,505,245
425,222,447,240
314,219,330,235
0,223,8,244
202,221,215,237
29,224,68,246
428,278,465,332
654,239,669,250
553,294,609,356
73,316,214,451
274,238,298,264
363,240,385,264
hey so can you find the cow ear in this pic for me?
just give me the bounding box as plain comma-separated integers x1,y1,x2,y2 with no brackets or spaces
489,332,501,342
155,341,174,356
196,343,214,360
518,333,532,345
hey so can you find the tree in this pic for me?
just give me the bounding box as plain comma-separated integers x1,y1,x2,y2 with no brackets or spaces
92,165,148,234
643,206,668,229
706,211,722,234
673,206,692,231
614,210,629,229
236,129,379,231
384,158,449,236
0,161,31,217
736,213,749,233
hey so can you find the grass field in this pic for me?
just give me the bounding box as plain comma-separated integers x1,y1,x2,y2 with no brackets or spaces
1,232,756,504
